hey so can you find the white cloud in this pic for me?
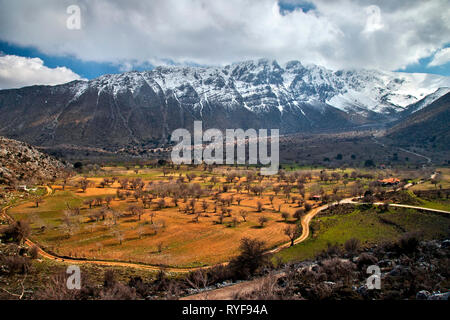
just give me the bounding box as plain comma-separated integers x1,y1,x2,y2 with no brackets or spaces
0,0,449,71
362,5,384,34
0,55,83,89
428,47,450,67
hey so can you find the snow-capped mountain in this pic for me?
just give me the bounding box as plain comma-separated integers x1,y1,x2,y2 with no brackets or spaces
398,87,450,117
0,58,448,149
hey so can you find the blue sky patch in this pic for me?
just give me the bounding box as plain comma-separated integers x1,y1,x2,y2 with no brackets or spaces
0,41,124,79
397,44,450,76
278,0,316,15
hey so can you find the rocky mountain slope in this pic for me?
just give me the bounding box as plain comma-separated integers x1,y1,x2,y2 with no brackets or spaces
0,59,449,150
387,92,450,150
0,136,67,185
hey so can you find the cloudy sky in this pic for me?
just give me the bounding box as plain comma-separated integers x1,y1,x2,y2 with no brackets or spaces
0,0,449,89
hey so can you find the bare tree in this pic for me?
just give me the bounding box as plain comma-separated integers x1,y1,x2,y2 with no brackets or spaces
272,185,280,195
128,205,144,220
284,224,302,247
137,226,145,239
217,211,225,224
256,201,263,212
34,197,44,208
149,212,156,224
201,200,208,213
258,216,268,228
240,210,248,222
293,208,305,221
83,199,94,209
185,270,209,296
156,199,166,210
115,230,124,245
105,196,113,209
79,178,89,193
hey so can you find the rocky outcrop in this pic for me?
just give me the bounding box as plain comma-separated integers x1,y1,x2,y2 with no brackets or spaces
0,136,67,185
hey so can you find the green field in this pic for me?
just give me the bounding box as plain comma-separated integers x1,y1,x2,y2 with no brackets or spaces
275,205,450,263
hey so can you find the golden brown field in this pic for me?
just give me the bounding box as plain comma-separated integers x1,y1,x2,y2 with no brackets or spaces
8,165,445,268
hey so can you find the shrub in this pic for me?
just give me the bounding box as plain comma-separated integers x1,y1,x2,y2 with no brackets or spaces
0,255,31,274
317,242,341,259
228,238,270,280
35,270,91,300
258,216,268,228
100,282,137,300
356,253,378,269
344,238,361,255
29,245,39,259
321,258,356,283
397,232,422,254
0,221,30,244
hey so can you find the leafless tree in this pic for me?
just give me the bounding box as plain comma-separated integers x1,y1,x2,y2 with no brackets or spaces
284,224,302,247
137,226,145,239
201,200,208,213
258,216,268,228
217,211,225,224
272,185,280,195
83,199,94,209
149,211,156,224
114,229,124,245
256,201,263,212
105,196,113,209
34,197,43,208
79,178,89,193
293,208,305,221
128,205,144,220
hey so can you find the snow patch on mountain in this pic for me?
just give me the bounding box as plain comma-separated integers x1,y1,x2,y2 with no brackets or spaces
65,59,450,118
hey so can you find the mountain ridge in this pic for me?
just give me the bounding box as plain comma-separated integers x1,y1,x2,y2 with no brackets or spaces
0,59,449,150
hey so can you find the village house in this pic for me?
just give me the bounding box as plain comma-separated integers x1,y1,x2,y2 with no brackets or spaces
378,178,400,186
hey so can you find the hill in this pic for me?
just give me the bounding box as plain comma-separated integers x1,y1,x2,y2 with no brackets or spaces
0,136,67,185
387,92,450,151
